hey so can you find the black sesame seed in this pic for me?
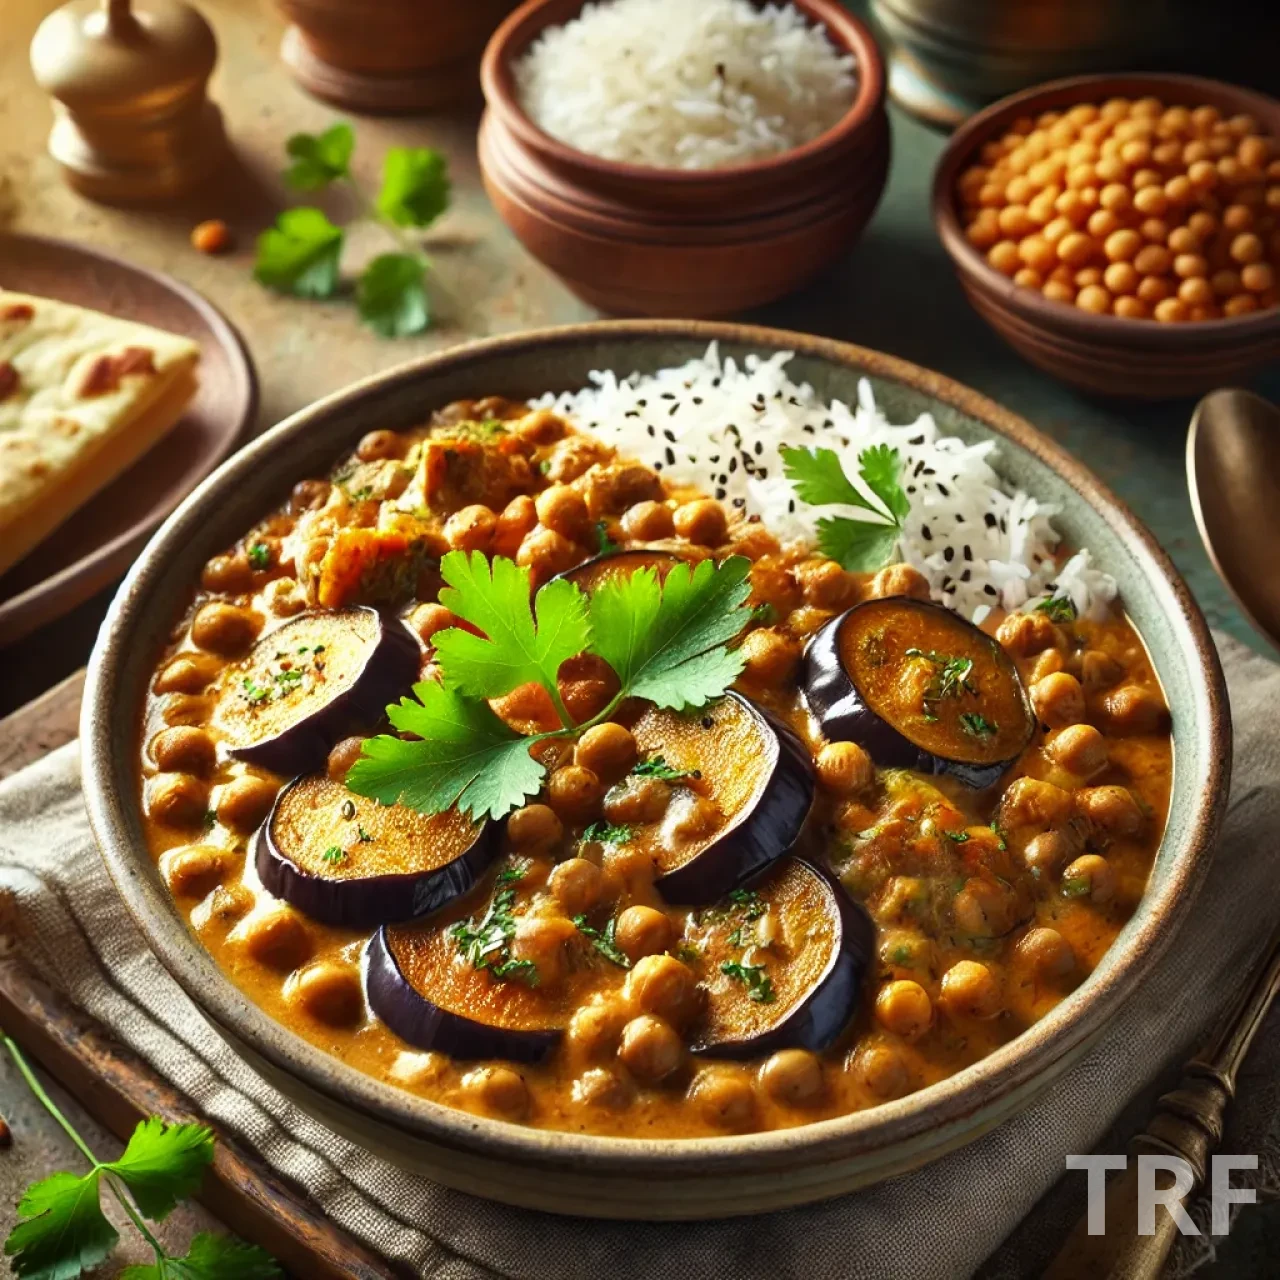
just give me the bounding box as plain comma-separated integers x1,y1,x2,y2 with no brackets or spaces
646,424,656,437
922,525,933,541
636,399,647,407
984,513,997,528
802,424,816,434
961,569,971,582
788,499,795,513
693,397,703,405
729,457,738,473
937,483,950,497
922,467,936,476
669,403,679,417
943,546,955,562
661,392,676,400
963,545,973,561
665,447,675,465
732,497,746,508
753,441,763,456
663,428,676,442
715,487,726,500
654,461,664,471
908,434,925,445
984,584,997,596
914,461,926,477
907,485,917,494
823,418,833,428
955,514,964,523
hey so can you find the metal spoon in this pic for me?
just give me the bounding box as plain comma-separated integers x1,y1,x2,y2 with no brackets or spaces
1187,387,1280,651
1046,388,1280,1277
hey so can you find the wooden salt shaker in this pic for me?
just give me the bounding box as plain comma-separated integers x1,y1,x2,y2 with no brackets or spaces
30,0,227,203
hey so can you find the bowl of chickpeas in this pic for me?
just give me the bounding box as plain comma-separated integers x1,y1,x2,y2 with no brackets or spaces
933,74,1280,398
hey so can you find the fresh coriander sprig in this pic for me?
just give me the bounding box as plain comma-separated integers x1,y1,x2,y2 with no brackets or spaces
1034,594,1078,623
779,443,909,571
632,755,701,782
1,1032,279,1280
572,916,631,968
255,121,450,337
346,551,753,821
720,960,776,1004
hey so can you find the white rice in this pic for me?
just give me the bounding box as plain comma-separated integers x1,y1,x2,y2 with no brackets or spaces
513,0,856,170
533,345,1117,623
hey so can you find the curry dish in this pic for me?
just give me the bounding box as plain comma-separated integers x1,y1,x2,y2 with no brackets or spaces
138,398,1172,1138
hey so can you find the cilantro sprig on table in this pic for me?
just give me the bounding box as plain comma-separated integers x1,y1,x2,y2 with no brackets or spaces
1,1032,279,1280
779,443,909,571
255,121,450,337
346,550,753,821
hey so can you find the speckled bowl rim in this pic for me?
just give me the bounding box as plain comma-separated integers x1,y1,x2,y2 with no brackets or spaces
480,0,885,186
83,320,1228,1180
932,72,1280,345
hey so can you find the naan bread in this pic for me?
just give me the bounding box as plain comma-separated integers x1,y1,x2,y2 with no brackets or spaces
0,289,200,578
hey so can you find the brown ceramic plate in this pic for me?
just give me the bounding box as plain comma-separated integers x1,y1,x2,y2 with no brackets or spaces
0,233,257,644
83,322,1228,1218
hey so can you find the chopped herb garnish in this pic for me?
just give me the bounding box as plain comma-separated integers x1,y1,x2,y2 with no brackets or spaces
272,668,305,689
356,825,374,843
449,883,539,985
676,942,702,963
750,602,778,627
889,943,914,965
595,521,618,555
720,960,776,1003
728,888,765,922
348,486,373,501
991,821,1008,851
247,541,271,569
241,677,271,705
1035,596,1078,623
1061,876,1091,898
944,829,970,843
960,712,998,739
321,845,346,864
582,821,633,847
495,865,526,886
202,808,218,831
632,754,701,782
905,648,978,721
572,915,631,968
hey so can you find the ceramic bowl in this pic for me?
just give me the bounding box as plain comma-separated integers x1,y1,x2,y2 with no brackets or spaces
83,321,1228,1219
477,0,889,317
933,74,1280,398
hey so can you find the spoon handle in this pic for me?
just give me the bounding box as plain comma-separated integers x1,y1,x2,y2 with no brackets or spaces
1045,927,1280,1279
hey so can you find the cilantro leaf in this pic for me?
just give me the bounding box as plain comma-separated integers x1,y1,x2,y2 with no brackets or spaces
120,1233,281,1280
816,516,900,572
632,754,700,782
573,915,631,968
347,681,544,820
103,1119,214,1221
253,208,344,299
356,253,428,337
3,1168,117,1280
434,551,590,704
588,556,751,712
376,147,450,228
857,443,910,523
582,821,633,847
720,960,776,1004
779,446,878,512
283,122,354,190
1035,595,1077,623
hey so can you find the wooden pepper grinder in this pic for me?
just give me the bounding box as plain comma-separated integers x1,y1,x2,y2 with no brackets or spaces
30,0,227,203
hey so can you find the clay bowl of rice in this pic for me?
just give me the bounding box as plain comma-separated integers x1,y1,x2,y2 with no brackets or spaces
84,319,1226,1218
477,0,889,316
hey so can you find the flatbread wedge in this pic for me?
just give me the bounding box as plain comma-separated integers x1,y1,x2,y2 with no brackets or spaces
0,289,200,578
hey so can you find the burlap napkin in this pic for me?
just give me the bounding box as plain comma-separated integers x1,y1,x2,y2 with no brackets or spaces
1,633,1277,1280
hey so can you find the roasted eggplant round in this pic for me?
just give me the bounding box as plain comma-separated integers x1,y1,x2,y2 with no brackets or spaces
552,548,686,593
255,773,497,929
803,597,1035,789
620,692,814,906
688,858,872,1059
213,607,418,774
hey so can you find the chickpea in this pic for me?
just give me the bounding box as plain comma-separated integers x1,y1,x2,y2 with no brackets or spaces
1077,284,1111,314
853,1042,910,1099
605,908,670,966
869,563,930,600
673,499,727,547
1103,261,1139,296
162,845,228,898
507,803,563,853
516,527,579,583
794,559,854,609
1076,785,1144,836
1230,232,1264,264
514,408,566,444
326,736,365,783
816,741,874,794
263,577,305,617
443,504,496,553
461,1066,529,1120
548,858,604,915
535,485,592,544
602,775,671,826
407,603,455,648
566,998,630,1060
759,1049,823,1107
190,602,261,656
690,1068,755,1130
1133,242,1172,274
573,1066,634,1109
662,792,722,845
574,722,637,783
1154,297,1189,323
356,429,406,462
874,980,933,1040
492,495,538,559
1242,262,1275,293
1114,296,1150,319
1029,646,1066,683
547,765,604,821
151,725,215,775
146,773,209,828
1046,724,1108,778
1015,927,1076,980
290,478,330,513
1030,671,1086,728
1062,853,1116,904
996,609,1060,655
510,914,577,987
999,776,1074,829
1100,684,1169,736
160,693,213,727
621,500,674,541
201,552,253,595
740,628,801,687
954,877,1017,937
153,653,221,695
287,962,363,1027
617,1014,682,1083
1080,649,1124,691
216,775,277,833
239,908,312,970
989,241,1021,275
625,954,698,1027
1022,829,1072,874
939,960,1002,1019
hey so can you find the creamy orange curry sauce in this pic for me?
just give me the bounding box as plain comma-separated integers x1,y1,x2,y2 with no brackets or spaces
138,399,1171,1138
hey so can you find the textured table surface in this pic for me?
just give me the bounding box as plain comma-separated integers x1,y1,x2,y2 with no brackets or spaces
0,0,1277,1272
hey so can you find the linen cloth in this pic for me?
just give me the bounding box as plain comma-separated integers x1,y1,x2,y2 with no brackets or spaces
0,633,1277,1280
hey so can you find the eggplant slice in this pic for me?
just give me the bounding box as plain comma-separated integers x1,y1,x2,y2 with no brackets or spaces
255,773,497,929
804,597,1035,789
214,607,418,774
623,692,814,906
689,858,872,1059
552,548,686,593
366,871,602,1062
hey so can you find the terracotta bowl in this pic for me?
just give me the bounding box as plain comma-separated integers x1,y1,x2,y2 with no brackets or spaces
933,74,1280,399
477,0,890,317
83,322,1228,1217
